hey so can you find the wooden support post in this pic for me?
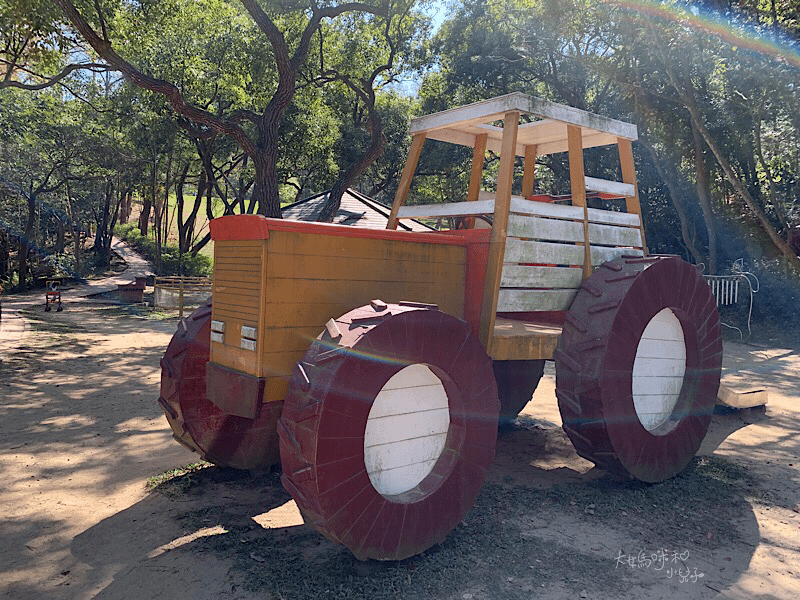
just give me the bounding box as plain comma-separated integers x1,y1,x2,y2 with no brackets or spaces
617,137,648,254
567,125,592,280
387,133,426,230
479,111,520,350
179,277,185,318
521,144,537,198
464,133,489,228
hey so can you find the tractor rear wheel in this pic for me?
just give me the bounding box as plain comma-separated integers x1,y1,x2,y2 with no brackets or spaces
493,359,545,425
158,299,281,470
279,302,499,561
555,256,722,483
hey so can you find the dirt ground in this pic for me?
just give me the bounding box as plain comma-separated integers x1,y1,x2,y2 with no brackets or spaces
1,282,798,599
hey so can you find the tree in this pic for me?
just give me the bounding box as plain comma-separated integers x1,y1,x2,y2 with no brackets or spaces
53,0,388,217
1,0,110,91
310,2,431,220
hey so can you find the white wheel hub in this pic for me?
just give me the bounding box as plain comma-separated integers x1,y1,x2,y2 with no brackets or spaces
364,364,450,496
632,308,687,433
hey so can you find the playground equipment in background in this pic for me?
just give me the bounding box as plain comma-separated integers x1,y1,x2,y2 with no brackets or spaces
44,279,63,312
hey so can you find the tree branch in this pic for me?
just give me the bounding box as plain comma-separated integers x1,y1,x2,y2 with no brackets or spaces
55,0,258,157
0,61,111,90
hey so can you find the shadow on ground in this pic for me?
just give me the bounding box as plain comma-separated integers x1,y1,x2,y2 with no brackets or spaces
62,424,761,600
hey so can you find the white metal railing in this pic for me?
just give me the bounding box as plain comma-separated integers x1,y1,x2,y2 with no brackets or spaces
703,259,760,339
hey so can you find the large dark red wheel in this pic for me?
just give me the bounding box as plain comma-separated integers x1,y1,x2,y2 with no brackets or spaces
279,302,499,561
493,359,545,425
158,299,281,470
555,256,722,483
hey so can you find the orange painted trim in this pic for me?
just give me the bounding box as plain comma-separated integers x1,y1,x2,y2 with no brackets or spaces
210,215,272,240
210,214,465,246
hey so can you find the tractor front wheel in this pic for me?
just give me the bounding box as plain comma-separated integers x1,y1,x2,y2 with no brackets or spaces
158,299,281,470
279,302,499,561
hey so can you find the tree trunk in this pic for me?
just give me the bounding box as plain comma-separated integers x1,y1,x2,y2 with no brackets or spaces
691,121,718,274
638,135,704,265
65,180,81,276
753,111,790,232
56,218,65,254
0,230,8,280
18,194,36,291
319,92,385,223
94,180,113,267
252,117,283,217
685,98,800,273
139,194,151,236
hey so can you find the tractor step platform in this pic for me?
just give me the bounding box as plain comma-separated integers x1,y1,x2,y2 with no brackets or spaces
491,316,562,361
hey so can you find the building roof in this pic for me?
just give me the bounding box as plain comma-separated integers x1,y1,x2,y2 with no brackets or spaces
281,188,434,232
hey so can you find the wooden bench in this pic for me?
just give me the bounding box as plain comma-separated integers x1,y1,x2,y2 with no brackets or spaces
31,263,56,285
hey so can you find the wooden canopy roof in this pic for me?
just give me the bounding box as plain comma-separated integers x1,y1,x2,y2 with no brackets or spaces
409,92,638,157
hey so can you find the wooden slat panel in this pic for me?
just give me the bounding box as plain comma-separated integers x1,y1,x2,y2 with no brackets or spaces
213,281,260,295
262,295,463,328
259,350,306,377
260,326,323,354
268,253,463,283
584,176,635,197
211,340,260,374
215,242,263,260
215,247,263,258
586,207,640,227
590,246,643,265
507,214,584,242
213,290,260,309
216,240,263,248
504,238,584,265
214,306,260,321
506,194,585,220
487,192,642,228
496,288,578,312
213,271,262,285
396,199,496,220
264,279,462,308
500,265,583,289
483,192,642,228
588,223,643,247
213,259,262,272
269,230,465,264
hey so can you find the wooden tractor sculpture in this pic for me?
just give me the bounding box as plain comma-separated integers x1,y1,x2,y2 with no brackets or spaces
159,94,722,561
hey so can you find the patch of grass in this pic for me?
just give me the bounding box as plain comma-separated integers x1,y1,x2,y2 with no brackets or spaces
19,310,86,334
534,454,761,549
96,304,179,321
146,462,214,496
692,454,755,485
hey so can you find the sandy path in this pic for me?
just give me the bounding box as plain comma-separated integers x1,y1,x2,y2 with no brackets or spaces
0,247,798,599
